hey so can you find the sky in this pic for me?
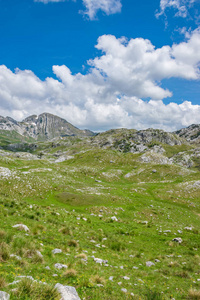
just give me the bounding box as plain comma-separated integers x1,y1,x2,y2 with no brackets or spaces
0,0,200,132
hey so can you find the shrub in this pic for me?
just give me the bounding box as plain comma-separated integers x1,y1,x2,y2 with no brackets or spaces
188,289,200,299
68,240,78,247
0,242,10,261
63,269,77,278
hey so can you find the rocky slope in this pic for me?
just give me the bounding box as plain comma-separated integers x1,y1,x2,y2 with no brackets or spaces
175,124,200,143
0,113,94,141
91,128,185,153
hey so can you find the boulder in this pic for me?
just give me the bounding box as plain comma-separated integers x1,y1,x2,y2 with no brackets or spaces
0,291,10,300
55,283,81,300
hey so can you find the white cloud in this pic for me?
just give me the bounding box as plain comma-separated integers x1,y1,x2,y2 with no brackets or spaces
81,0,121,20
34,0,122,20
0,30,200,131
156,0,198,18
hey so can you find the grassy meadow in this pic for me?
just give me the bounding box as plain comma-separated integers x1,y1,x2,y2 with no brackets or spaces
0,140,199,299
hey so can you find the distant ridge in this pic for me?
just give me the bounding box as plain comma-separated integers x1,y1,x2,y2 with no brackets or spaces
0,113,95,141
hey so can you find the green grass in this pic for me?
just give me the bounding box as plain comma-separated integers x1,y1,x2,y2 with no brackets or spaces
0,143,199,299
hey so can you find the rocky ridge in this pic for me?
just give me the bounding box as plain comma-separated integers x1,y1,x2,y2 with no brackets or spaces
0,113,94,141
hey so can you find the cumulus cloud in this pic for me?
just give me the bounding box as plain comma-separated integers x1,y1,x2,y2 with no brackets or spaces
0,31,200,131
156,0,198,18
34,0,122,20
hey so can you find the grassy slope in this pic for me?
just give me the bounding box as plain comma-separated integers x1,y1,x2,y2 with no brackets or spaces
0,147,199,299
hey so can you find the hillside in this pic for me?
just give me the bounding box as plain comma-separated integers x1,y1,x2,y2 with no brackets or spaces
0,122,199,299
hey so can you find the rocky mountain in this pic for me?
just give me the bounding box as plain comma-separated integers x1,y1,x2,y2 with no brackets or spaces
0,113,94,141
175,124,200,143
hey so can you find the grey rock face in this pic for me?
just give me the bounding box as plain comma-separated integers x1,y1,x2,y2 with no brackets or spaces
0,291,10,300
21,113,94,140
55,283,81,300
175,124,200,143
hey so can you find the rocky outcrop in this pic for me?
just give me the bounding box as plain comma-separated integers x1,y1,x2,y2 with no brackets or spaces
92,128,184,153
175,124,200,143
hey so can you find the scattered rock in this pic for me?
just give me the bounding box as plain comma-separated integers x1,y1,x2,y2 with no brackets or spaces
12,224,29,232
55,263,68,270
10,254,22,260
111,216,118,222
173,237,182,243
93,257,108,264
184,226,193,231
146,261,155,267
55,283,81,300
52,249,62,254
109,276,114,281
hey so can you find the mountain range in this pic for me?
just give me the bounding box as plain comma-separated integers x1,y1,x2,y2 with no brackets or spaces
0,112,200,146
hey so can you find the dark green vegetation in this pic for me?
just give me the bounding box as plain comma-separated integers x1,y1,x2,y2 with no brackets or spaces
0,131,200,299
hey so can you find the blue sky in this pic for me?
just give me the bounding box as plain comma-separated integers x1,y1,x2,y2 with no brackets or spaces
0,0,200,131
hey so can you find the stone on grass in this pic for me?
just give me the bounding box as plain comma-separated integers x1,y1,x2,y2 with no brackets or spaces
55,283,81,300
121,288,127,293
146,261,155,267
0,291,10,300
10,254,22,260
111,216,118,222
12,224,29,232
109,276,113,281
184,226,193,231
55,263,67,270
36,250,43,258
52,249,62,254
93,257,108,264
172,237,182,243
123,276,130,280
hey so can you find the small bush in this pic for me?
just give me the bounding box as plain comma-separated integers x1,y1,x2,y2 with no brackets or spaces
68,240,78,247
15,278,60,300
90,275,105,285
0,276,7,288
63,269,77,278
75,253,87,260
0,242,10,261
110,241,124,251
59,227,72,236
188,289,200,299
